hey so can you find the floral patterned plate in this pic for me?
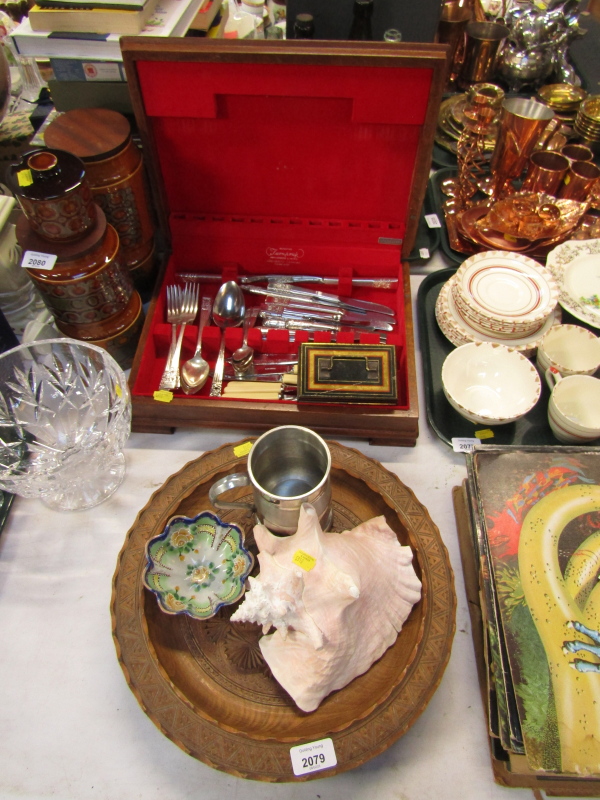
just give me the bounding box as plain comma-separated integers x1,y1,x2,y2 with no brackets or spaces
546,238,600,330
143,510,254,619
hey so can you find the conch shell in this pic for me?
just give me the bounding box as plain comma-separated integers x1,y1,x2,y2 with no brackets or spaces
231,503,421,712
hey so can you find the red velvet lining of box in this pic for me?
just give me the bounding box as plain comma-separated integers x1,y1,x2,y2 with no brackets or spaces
136,61,432,225
131,57,434,408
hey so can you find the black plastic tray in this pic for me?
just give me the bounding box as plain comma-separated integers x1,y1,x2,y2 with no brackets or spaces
431,142,457,171
407,176,441,264
428,167,467,265
416,267,600,448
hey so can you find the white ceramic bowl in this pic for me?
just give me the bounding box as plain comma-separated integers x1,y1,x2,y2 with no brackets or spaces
441,341,542,425
546,372,600,443
537,324,600,376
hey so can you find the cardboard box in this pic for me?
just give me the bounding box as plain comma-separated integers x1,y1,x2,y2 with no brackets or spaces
121,38,448,446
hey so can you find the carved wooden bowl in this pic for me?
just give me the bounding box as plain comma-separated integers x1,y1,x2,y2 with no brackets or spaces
111,440,456,781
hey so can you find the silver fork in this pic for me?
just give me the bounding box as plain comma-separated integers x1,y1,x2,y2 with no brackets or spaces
158,284,182,390
159,283,199,390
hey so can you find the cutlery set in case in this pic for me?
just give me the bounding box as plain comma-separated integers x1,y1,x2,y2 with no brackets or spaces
123,38,447,446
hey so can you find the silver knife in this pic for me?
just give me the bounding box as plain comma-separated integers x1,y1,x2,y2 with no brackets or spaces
246,286,395,318
222,372,288,381
261,318,384,333
227,357,298,367
176,272,398,289
261,305,394,331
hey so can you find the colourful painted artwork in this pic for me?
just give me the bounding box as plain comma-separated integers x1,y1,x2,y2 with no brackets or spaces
472,449,600,776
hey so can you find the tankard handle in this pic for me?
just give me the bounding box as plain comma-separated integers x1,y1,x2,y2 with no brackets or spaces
208,472,254,512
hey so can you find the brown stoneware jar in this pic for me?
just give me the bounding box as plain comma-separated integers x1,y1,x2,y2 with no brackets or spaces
90,291,145,370
44,108,156,292
16,207,141,359
7,148,97,242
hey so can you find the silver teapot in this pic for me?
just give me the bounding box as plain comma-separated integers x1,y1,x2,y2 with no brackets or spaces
497,43,555,90
495,0,583,90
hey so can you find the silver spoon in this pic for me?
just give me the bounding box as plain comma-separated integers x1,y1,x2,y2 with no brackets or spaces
180,295,212,394
209,281,245,397
231,307,259,371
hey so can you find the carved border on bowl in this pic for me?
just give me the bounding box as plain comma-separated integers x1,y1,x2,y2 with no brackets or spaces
111,440,456,782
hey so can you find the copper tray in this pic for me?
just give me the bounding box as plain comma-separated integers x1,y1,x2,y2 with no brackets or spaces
111,440,456,782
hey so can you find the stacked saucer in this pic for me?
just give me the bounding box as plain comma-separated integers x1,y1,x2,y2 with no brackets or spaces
537,83,587,128
574,95,600,146
436,251,561,357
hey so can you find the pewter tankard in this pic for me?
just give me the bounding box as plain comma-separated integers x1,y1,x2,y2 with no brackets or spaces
209,425,332,535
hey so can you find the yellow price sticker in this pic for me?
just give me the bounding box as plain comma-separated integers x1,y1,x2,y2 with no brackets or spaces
233,441,253,457
115,384,122,398
475,429,495,440
17,169,33,187
292,550,317,571
153,390,173,403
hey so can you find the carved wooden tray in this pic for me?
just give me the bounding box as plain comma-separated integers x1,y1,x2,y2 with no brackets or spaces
111,440,456,782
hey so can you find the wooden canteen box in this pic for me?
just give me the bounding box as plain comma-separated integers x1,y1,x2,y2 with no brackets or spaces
122,39,447,446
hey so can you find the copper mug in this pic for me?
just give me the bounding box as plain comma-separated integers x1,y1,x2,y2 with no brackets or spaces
558,160,600,201
561,143,594,164
490,98,555,197
209,425,332,535
458,21,509,88
522,150,570,195
436,1,472,84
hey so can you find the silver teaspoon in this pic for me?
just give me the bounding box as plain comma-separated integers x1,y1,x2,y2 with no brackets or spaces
181,295,212,394
209,281,245,397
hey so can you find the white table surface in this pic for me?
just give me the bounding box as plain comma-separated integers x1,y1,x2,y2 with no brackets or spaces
0,257,571,800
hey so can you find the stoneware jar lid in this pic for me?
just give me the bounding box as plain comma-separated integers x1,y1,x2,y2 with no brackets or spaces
7,148,87,202
44,108,132,162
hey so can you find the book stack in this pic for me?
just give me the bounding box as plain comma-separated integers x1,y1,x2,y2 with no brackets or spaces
29,0,162,36
9,0,221,111
454,445,600,795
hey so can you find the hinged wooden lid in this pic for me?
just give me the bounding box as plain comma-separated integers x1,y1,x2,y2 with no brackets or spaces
120,38,448,258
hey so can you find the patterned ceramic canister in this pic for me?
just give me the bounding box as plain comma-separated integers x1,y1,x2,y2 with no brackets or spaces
87,291,145,370
7,148,97,242
16,206,136,341
44,109,156,286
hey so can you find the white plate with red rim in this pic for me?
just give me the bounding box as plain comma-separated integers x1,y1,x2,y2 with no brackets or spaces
455,250,559,328
436,274,562,357
546,239,600,330
451,278,549,337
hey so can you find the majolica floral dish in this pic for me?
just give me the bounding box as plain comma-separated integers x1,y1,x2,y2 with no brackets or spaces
441,341,541,425
143,510,254,620
546,238,600,330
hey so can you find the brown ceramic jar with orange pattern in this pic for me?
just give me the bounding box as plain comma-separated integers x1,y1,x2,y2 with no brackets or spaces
16,207,141,357
44,108,157,292
7,148,97,242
